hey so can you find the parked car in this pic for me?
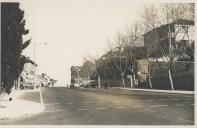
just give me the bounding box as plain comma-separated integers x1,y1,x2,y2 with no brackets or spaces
81,80,96,88
70,83,80,88
70,83,74,88
74,83,80,88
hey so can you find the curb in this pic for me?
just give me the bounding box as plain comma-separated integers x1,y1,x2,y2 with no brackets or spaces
75,87,194,95
0,89,45,120
120,88,194,95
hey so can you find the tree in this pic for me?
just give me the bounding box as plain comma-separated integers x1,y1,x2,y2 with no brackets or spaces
80,57,96,80
107,33,129,88
1,3,31,94
157,3,195,90
162,3,194,24
140,4,161,88
139,3,194,90
122,22,145,87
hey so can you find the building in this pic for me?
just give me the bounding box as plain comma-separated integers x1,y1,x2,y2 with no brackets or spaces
40,73,52,87
143,19,194,59
136,19,195,90
70,66,82,84
16,59,37,89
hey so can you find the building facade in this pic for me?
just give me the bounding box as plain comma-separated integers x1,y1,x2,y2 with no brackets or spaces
16,61,37,89
143,19,194,60
136,19,195,90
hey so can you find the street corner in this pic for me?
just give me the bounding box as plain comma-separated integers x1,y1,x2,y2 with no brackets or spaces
15,90,41,103
12,89,40,98
0,99,45,120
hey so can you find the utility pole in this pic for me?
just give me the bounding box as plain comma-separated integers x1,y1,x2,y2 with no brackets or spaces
95,60,101,88
33,42,47,90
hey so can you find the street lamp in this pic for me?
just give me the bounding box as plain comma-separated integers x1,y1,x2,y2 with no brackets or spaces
33,42,47,90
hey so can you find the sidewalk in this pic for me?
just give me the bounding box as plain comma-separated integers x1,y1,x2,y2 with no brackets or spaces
0,89,45,120
120,87,194,95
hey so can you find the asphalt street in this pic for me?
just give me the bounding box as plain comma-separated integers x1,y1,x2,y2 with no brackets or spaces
0,87,194,125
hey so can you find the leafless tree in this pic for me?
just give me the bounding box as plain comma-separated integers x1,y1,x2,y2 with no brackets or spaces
141,4,161,32
155,3,195,90
85,53,102,88
162,3,194,24
107,33,129,88
80,56,96,80
140,4,162,88
122,22,145,87
139,3,194,90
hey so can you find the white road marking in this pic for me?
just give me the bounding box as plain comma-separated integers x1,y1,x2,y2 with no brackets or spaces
43,110,68,113
45,103,60,106
190,104,194,106
96,107,107,110
175,104,184,107
171,99,179,101
177,118,194,123
133,105,143,108
182,99,192,101
68,102,74,104
97,102,105,103
159,99,168,101
146,100,153,101
83,101,92,104
114,106,125,109
149,105,168,108
39,88,44,104
78,108,88,111
127,100,138,101
112,101,120,103
144,109,154,112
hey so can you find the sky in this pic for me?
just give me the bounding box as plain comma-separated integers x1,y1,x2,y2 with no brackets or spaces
19,0,145,86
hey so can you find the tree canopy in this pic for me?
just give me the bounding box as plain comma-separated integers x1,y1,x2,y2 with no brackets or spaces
1,3,31,94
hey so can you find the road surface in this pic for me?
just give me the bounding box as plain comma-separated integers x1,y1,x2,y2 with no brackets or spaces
0,87,194,125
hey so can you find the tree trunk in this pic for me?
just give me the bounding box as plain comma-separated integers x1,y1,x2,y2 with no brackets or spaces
121,74,125,88
148,77,152,88
168,69,174,90
14,80,17,90
133,74,136,85
147,60,153,88
98,75,101,88
130,76,133,88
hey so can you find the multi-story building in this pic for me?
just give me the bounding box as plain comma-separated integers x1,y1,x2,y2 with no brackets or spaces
143,19,194,60
136,19,194,90
16,59,37,89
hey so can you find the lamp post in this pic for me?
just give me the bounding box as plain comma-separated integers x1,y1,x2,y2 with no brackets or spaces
33,42,47,90
101,57,107,88
95,60,101,88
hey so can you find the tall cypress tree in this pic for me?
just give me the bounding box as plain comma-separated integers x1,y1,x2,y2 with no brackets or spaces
1,3,31,94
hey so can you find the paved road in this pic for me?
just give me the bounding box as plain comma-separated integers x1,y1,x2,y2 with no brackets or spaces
0,87,194,125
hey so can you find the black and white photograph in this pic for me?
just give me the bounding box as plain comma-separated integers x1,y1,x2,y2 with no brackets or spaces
0,0,195,126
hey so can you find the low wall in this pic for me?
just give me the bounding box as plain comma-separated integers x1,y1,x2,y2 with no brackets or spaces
136,60,194,91
102,78,131,88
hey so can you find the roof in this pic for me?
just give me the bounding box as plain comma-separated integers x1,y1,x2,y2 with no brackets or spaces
71,66,82,71
143,19,194,36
